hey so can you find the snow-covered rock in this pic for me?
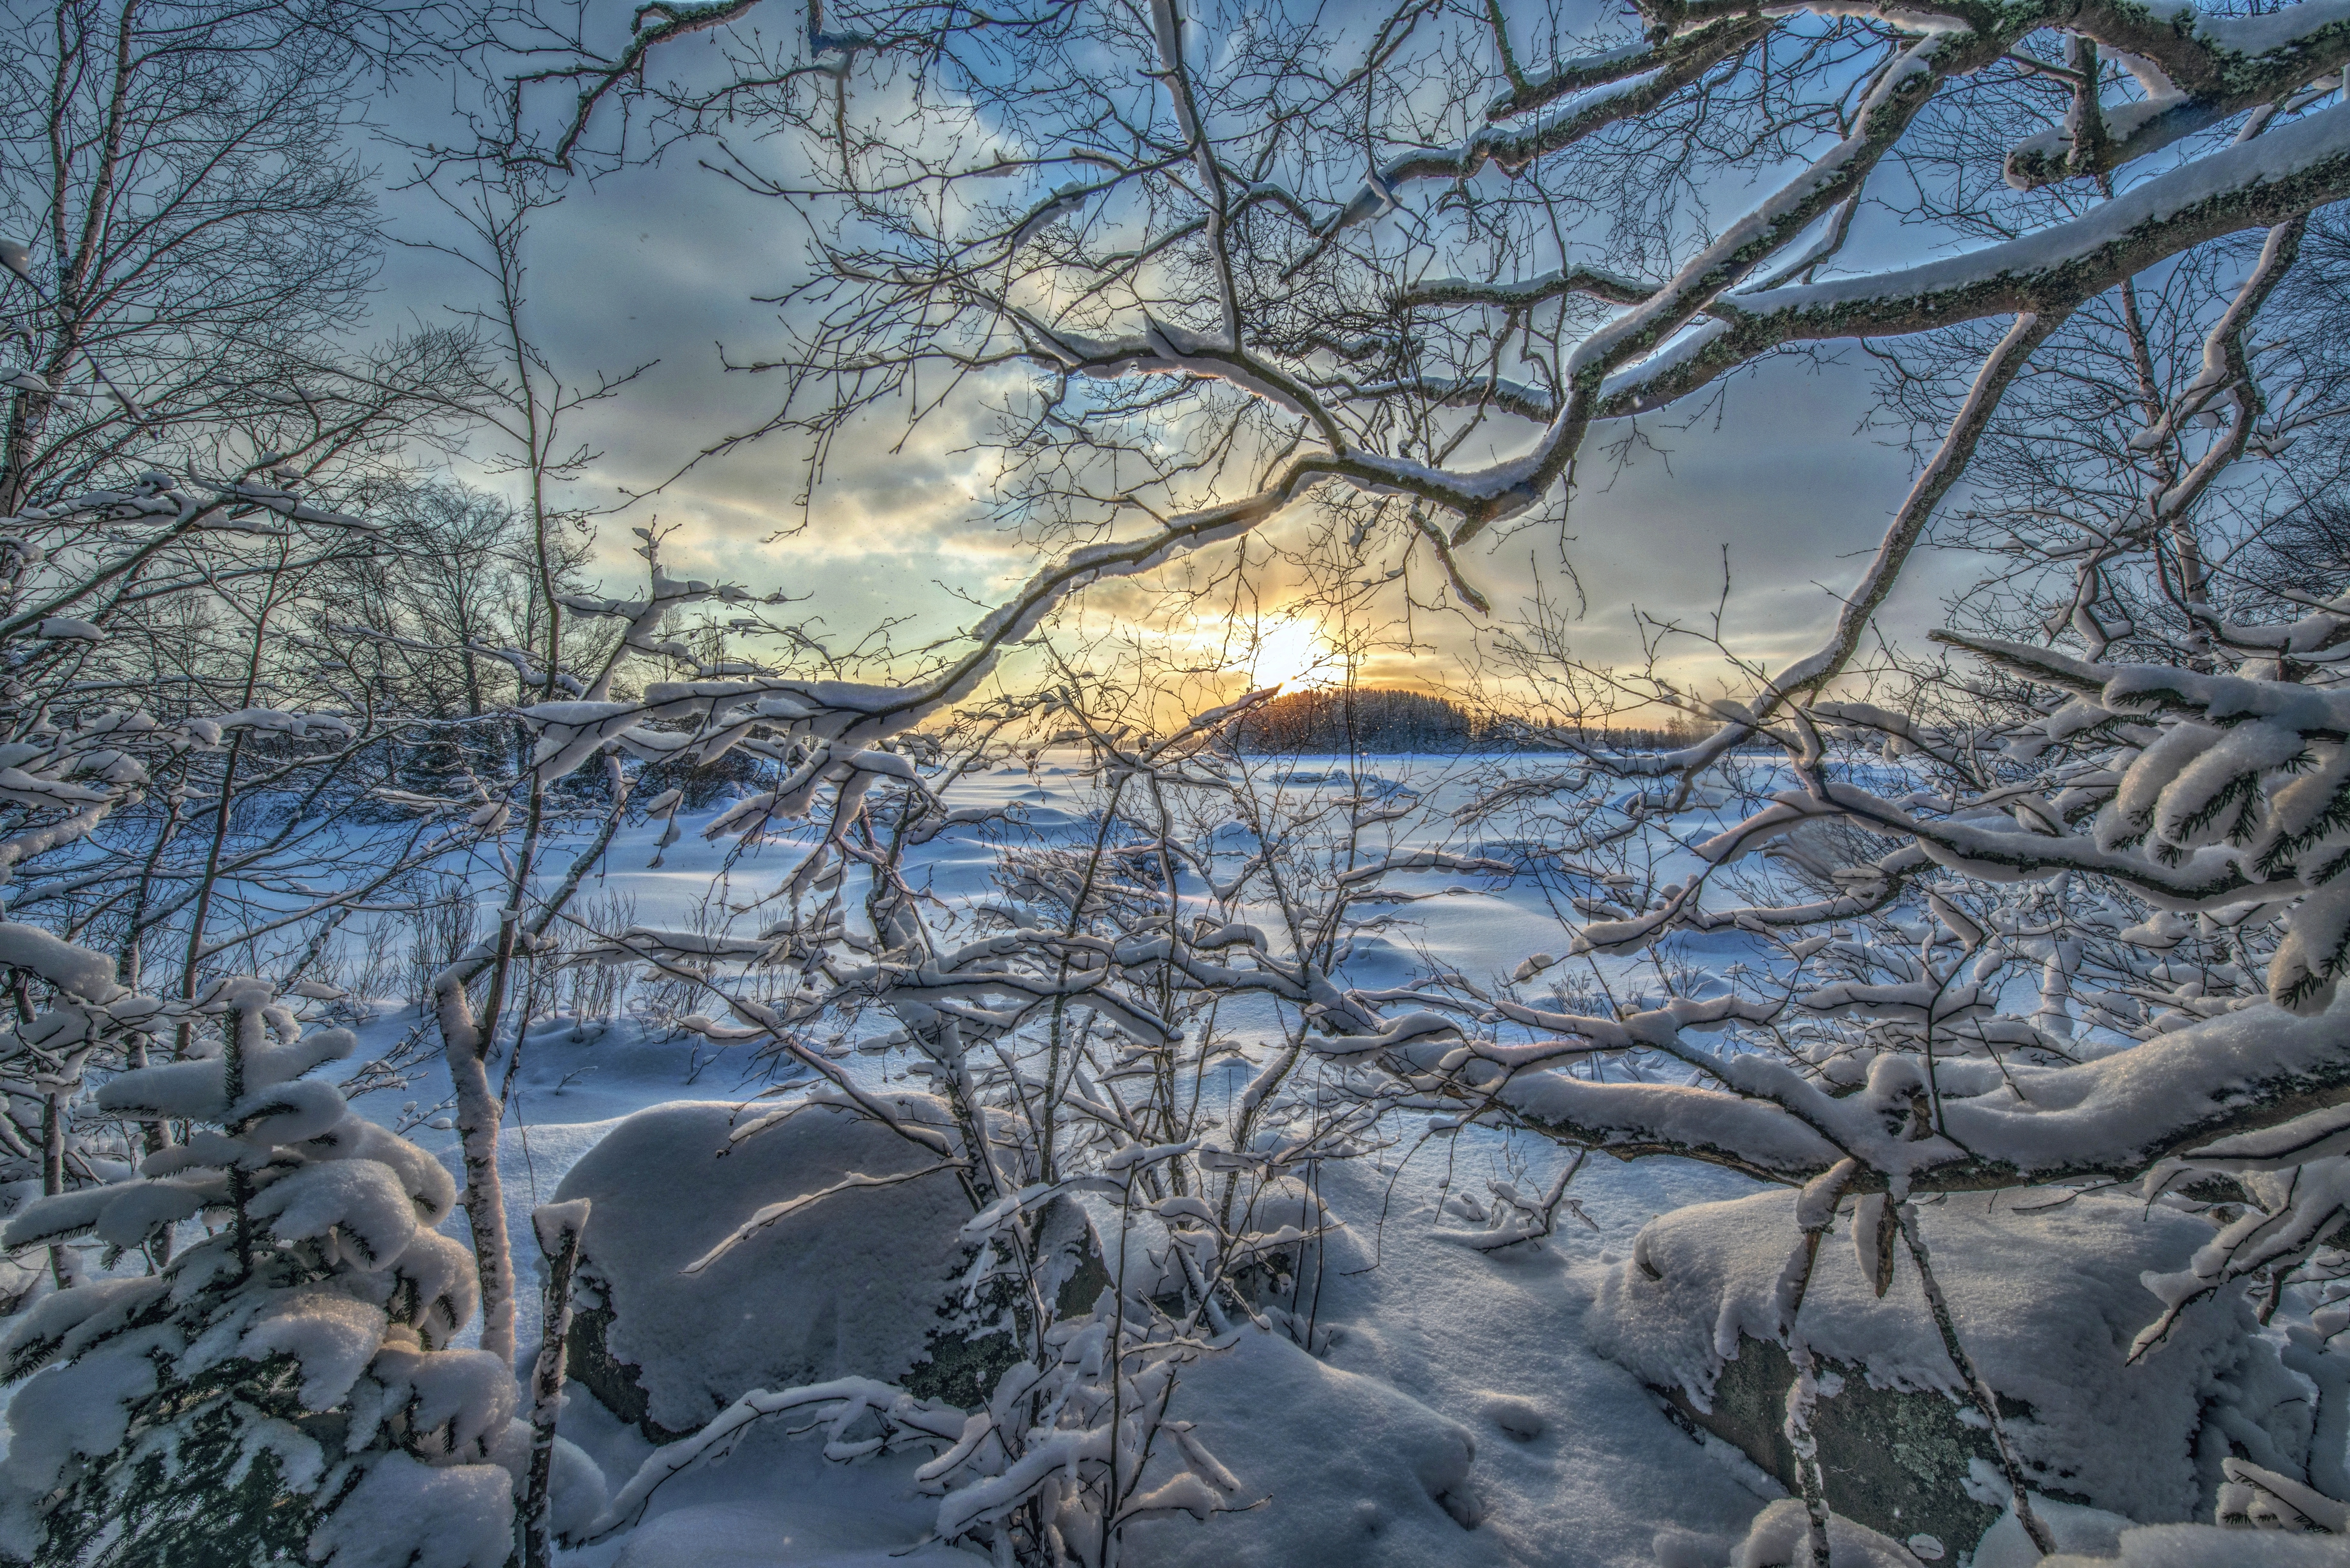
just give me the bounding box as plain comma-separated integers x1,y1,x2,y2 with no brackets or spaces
1589,1189,2286,1544
550,1097,984,1437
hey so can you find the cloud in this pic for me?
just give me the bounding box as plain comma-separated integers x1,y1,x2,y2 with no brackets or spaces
362,112,1963,705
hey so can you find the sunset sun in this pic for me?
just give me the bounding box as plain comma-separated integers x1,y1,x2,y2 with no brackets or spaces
1246,619,1335,689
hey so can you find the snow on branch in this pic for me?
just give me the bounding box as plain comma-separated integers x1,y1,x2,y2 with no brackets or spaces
2004,0,2350,186
1619,102,2350,413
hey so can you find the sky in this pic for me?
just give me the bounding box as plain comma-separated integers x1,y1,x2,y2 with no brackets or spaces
362,20,1972,720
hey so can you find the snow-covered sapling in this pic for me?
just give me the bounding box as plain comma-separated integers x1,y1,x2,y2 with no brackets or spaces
0,969,528,1568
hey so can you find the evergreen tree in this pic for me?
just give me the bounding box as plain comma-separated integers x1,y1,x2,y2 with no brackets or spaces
1,957,518,1568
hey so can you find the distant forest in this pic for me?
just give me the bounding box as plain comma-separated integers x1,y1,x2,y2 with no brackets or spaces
1234,689,1709,754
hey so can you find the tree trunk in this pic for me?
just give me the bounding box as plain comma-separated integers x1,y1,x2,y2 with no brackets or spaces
524,1198,590,1567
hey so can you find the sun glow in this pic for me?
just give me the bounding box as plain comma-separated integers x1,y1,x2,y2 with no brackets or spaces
1246,619,1336,690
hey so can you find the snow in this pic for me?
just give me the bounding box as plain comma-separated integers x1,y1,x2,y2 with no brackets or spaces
362,1346,517,1459
94,1054,230,1120
1730,102,2350,331
1214,1147,1773,1567
0,1184,115,1251
1725,1498,1926,1566
269,760,2300,1564
224,774,1793,1567
0,1337,159,1494
250,1158,421,1267
1587,1189,2264,1524
33,617,101,641
233,1075,355,1144
546,1098,973,1435
87,1180,205,1249
1939,993,2350,1172
1973,1496,2133,1567
238,1288,387,1410
332,1117,461,1225
2195,0,2350,59
14,753,2346,1566
607,1498,973,1567
2041,1523,2350,1566
1122,1328,1493,1566
388,1228,481,1346
307,1451,515,1568
0,1277,163,1372
0,919,118,999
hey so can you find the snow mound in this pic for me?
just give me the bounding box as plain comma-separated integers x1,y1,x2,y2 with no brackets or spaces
305,1451,513,1568
2040,1523,2350,1567
1120,1327,1504,1568
610,1499,977,1567
550,1098,973,1436
1589,1189,2261,1526
1725,1498,1925,1567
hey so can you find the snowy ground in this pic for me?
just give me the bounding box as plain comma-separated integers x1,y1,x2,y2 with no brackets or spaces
0,751,1859,1563
292,751,1813,1565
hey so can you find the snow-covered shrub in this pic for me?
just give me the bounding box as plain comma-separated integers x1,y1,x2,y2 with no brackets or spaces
0,471,512,1316
0,971,516,1568
538,672,1525,1563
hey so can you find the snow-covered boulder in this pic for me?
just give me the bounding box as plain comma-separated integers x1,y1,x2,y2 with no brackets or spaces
1589,1190,2294,1550
551,1097,1023,1438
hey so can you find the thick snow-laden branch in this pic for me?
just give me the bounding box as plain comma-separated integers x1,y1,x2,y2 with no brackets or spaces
2002,0,2350,187
878,81,2350,736
1395,264,1653,311
1620,100,2350,416
1333,849,1517,886
1437,990,2350,1191
1016,30,1981,549
1214,96,2350,579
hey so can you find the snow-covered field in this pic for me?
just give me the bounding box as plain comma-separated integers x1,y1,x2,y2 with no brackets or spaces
340,752,1795,1566
6,750,2312,1568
